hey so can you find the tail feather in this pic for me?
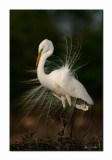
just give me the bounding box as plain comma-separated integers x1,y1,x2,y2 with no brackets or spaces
76,104,89,111
71,98,91,111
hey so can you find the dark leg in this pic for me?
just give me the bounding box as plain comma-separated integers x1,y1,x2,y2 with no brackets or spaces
59,110,67,136
69,107,75,138
61,117,67,134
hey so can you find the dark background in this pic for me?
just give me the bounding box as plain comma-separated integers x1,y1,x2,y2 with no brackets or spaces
10,10,103,143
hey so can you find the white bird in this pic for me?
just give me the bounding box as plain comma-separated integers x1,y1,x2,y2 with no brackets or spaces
36,39,94,111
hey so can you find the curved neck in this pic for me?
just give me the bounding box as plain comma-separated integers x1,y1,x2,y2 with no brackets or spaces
37,50,53,82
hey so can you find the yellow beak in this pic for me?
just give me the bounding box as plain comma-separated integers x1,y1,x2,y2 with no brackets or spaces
36,49,43,67
36,54,41,67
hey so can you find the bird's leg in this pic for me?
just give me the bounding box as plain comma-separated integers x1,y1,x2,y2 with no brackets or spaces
53,93,67,109
66,94,71,106
69,107,75,138
53,92,66,110
60,113,67,136
52,92,61,100
61,96,66,108
61,117,67,130
53,93,67,136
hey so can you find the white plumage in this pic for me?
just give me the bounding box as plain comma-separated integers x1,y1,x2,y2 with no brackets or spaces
36,39,94,111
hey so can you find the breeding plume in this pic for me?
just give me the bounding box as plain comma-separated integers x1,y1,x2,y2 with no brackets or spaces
36,39,94,111
19,36,94,126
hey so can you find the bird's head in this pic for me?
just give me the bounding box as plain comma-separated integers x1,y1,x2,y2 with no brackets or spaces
36,39,54,67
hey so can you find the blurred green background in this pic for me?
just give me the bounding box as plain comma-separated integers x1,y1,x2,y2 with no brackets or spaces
10,10,103,143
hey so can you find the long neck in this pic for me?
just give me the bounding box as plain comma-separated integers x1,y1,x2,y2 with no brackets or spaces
37,50,52,83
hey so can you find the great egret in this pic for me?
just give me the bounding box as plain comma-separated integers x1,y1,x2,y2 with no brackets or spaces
36,39,94,111
19,36,94,137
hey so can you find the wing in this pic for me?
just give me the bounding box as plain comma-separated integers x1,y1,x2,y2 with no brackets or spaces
51,65,94,105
